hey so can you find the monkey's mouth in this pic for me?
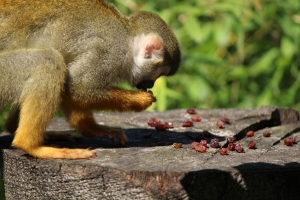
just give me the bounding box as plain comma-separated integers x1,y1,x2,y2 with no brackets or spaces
136,80,155,90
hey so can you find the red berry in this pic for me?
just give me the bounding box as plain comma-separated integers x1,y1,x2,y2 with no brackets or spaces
248,140,256,149
199,140,208,147
155,123,168,131
263,132,271,137
288,136,296,143
148,118,173,131
234,142,241,147
284,140,293,146
246,131,255,137
284,139,293,146
284,136,296,146
186,108,197,114
173,143,182,149
191,115,201,122
210,138,220,148
182,120,193,127
195,143,206,153
219,148,228,155
216,120,223,128
227,137,236,143
147,118,160,127
228,143,235,151
164,122,173,129
190,142,199,149
235,145,244,153
220,116,230,124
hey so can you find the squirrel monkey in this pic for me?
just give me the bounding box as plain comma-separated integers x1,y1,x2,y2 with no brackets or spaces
0,0,181,159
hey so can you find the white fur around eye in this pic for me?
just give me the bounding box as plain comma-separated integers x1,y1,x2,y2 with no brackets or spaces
133,33,164,66
131,33,165,86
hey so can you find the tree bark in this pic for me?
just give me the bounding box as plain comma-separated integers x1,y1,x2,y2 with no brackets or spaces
1,106,300,199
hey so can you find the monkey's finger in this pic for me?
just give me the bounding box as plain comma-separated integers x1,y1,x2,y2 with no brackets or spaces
118,133,128,145
152,96,157,102
106,127,127,145
114,130,127,145
147,90,157,102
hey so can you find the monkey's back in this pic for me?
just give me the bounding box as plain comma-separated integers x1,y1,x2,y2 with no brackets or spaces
0,0,131,106
0,0,130,52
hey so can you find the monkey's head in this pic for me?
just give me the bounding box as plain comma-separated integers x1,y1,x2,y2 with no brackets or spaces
129,12,181,90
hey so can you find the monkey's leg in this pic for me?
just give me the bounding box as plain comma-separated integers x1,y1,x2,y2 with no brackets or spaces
7,49,95,159
13,99,95,159
4,107,20,135
61,101,127,145
5,107,81,142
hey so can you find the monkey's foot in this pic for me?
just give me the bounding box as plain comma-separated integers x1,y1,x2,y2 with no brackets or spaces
25,146,96,159
81,126,128,145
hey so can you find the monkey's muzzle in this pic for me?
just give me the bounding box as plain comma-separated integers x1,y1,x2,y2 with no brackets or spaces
136,80,154,90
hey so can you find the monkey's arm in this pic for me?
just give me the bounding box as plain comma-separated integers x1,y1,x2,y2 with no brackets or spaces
63,86,156,112
61,87,155,142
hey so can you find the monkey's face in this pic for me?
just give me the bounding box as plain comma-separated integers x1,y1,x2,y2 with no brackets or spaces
133,62,170,90
135,64,170,89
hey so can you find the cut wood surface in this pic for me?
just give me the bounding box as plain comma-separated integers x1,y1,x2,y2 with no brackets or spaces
1,106,300,199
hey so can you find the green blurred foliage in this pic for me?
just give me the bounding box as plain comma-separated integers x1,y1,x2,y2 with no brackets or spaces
109,0,300,111
1,0,300,132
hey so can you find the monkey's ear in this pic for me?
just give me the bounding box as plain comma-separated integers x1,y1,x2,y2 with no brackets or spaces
142,34,164,58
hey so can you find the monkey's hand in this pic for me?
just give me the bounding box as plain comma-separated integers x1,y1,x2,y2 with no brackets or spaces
131,89,157,111
61,100,128,145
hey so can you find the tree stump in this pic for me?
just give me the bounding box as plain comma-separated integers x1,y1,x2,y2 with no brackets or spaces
1,106,300,199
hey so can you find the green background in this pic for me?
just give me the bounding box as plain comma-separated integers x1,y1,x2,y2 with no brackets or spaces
109,0,300,112
1,0,300,199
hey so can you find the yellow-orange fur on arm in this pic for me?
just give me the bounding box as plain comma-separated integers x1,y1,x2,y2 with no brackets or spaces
63,86,156,112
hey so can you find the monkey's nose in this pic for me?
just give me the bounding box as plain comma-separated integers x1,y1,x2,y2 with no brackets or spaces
136,80,154,90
